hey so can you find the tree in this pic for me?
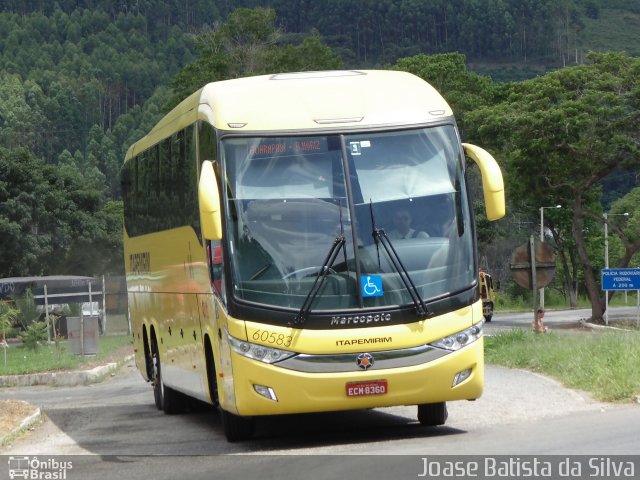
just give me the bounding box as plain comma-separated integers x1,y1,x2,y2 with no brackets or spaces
13,289,39,331
0,146,121,278
0,3,197,198
606,187,640,269
60,200,125,276
0,300,18,338
393,53,495,130
167,7,341,109
466,52,640,321
547,207,582,308
393,53,502,253
0,74,48,157
266,34,341,73
20,321,48,351
167,7,280,106
0,147,53,276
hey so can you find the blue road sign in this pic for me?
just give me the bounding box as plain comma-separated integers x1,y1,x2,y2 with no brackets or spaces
601,268,640,290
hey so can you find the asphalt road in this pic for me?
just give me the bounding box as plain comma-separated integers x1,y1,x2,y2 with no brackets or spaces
486,305,640,333
1,363,639,480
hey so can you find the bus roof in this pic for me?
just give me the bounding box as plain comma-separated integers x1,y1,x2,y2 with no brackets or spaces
126,70,453,160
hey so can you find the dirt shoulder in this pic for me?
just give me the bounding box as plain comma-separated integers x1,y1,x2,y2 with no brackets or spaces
0,399,40,445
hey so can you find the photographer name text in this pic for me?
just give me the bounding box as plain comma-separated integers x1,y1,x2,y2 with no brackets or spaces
418,457,634,478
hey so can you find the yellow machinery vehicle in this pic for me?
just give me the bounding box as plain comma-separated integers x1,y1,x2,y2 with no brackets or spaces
479,271,496,322
122,70,505,441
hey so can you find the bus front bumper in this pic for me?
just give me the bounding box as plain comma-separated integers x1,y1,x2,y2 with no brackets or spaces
227,338,484,416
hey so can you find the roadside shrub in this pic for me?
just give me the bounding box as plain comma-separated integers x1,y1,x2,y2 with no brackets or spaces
19,322,48,351
1,300,19,340
14,289,40,330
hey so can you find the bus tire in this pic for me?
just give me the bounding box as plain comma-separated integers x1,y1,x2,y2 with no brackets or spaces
163,383,186,415
151,342,163,410
204,337,219,407
220,409,254,442
151,341,185,414
417,402,448,426
154,349,186,415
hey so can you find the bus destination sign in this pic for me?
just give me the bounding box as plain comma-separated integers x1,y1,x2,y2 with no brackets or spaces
249,138,327,157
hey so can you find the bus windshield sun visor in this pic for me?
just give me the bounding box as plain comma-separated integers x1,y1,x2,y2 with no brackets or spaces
290,235,346,326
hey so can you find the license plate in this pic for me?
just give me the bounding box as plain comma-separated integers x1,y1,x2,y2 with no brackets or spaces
346,379,388,397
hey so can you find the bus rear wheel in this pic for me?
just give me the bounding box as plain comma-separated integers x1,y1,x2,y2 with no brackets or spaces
417,402,448,426
151,345,163,410
151,342,185,414
220,409,255,442
163,383,186,414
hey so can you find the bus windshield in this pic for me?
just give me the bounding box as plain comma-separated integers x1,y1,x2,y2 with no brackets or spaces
221,126,474,313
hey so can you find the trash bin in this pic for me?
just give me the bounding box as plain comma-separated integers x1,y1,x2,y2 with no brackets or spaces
67,315,100,355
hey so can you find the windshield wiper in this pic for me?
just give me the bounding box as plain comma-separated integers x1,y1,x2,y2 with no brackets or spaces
290,235,345,326
374,228,429,317
368,200,429,318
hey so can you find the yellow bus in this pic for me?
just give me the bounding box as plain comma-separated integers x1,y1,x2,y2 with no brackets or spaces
122,70,505,441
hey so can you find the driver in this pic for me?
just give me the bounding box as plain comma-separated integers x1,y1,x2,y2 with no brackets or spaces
387,209,429,240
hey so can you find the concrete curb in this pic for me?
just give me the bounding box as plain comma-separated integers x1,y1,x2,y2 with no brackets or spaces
579,319,634,332
0,355,134,388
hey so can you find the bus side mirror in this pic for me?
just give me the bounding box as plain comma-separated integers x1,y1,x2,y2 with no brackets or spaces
462,143,505,221
199,160,222,240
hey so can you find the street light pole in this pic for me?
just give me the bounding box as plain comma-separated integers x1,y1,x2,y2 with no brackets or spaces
604,212,609,269
603,211,629,325
539,205,561,309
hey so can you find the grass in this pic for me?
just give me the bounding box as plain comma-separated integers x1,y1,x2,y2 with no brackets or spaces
485,329,640,402
0,335,132,375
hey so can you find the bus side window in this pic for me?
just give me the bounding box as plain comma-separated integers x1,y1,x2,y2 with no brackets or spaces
209,241,224,299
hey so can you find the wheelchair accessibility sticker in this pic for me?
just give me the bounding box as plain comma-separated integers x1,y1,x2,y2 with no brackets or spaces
361,275,383,297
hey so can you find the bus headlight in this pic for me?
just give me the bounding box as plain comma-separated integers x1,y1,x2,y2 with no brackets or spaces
430,322,483,351
226,330,296,364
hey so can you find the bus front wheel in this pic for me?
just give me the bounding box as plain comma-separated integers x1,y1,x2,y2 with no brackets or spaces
417,402,448,426
220,409,255,442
